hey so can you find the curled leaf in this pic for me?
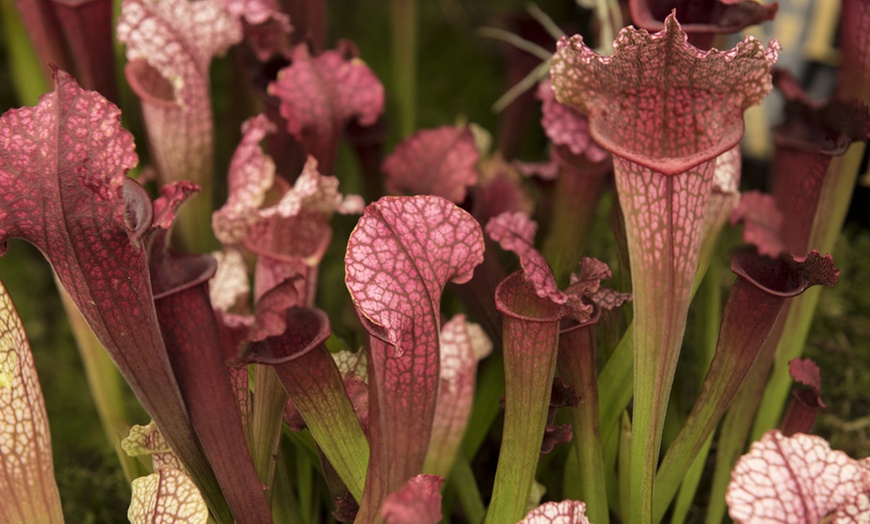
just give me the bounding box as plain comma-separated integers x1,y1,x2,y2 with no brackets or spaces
269,43,385,174
345,195,484,519
346,196,484,355
520,500,590,524
537,79,606,162
486,211,563,304
730,191,787,258
129,467,209,524
212,115,277,245
727,430,870,523
382,125,479,203
486,211,594,321
381,475,444,524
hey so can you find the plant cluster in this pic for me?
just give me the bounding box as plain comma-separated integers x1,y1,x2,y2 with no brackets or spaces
1,1,869,523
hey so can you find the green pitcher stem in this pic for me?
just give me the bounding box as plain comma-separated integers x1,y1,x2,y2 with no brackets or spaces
662,258,721,524
618,411,632,523
670,435,713,524
451,452,486,524
460,350,505,458
598,323,633,454
0,0,49,105
252,364,289,500
174,189,218,254
275,344,368,501
704,343,773,524
272,436,305,524
389,0,418,138
485,315,559,524
486,272,562,523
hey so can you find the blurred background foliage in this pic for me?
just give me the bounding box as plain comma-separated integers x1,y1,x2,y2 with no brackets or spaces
0,0,868,521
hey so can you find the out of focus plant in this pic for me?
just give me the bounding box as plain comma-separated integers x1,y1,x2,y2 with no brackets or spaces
0,1,867,523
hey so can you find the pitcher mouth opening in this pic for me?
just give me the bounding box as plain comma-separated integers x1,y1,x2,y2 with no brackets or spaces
240,306,331,365
495,271,566,323
152,252,217,300
589,109,745,177
125,59,179,109
730,247,838,298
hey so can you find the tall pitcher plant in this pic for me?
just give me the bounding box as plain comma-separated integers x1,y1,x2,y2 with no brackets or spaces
552,12,780,523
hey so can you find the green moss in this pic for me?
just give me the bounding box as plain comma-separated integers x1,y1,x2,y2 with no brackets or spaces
805,227,870,458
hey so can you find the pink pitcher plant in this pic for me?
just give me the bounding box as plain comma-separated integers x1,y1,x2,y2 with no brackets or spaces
2,3,868,523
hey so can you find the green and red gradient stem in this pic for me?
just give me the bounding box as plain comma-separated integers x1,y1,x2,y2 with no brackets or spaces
485,271,563,524
150,247,273,523
241,307,369,500
551,15,778,521
652,248,839,520
617,159,715,522
557,307,609,524
749,70,870,441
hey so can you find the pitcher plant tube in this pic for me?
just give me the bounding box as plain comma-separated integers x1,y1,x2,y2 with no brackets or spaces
552,12,779,522
345,195,484,522
0,70,233,521
0,280,63,523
